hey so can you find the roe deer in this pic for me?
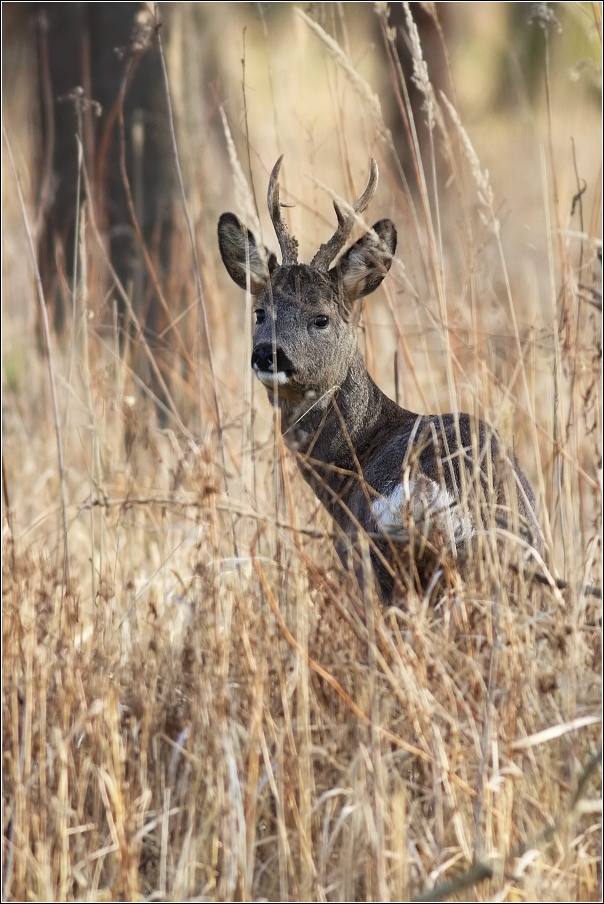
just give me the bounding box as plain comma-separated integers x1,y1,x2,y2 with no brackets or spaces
218,158,540,601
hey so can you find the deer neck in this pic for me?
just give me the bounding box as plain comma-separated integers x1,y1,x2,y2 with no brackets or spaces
275,351,415,513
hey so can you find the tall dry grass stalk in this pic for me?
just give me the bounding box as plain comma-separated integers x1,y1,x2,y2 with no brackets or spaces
2,3,601,901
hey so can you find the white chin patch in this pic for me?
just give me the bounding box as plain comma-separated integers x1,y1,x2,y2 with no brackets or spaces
255,369,291,386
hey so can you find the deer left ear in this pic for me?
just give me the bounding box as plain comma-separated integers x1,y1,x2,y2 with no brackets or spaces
335,219,397,303
218,212,278,295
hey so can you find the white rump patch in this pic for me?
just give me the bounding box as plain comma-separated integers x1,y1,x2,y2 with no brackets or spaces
372,475,474,548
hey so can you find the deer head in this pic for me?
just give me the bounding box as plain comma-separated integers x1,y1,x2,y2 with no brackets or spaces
218,158,397,406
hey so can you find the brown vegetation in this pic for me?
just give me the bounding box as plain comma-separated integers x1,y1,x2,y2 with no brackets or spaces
2,3,601,901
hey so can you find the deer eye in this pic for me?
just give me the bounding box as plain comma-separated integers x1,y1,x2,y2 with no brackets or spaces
313,315,329,329
254,309,266,324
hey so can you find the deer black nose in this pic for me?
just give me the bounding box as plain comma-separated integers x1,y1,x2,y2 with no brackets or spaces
252,344,295,375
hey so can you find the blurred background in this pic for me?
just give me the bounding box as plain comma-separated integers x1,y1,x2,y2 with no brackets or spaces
3,5,600,371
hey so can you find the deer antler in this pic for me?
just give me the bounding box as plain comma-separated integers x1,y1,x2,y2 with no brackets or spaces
310,159,379,271
267,156,299,265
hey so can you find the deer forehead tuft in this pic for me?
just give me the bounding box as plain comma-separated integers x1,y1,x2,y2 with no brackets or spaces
260,267,337,308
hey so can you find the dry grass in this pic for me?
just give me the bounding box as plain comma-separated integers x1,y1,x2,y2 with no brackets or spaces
2,3,601,901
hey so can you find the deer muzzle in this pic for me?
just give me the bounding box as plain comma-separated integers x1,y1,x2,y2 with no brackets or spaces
251,344,295,385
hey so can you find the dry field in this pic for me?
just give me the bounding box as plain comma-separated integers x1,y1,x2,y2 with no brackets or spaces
2,3,602,901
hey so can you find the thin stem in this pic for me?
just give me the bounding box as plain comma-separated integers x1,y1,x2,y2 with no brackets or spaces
153,5,239,562
3,127,70,588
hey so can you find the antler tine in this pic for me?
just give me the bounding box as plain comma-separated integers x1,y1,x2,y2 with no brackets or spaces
352,157,379,214
311,159,379,270
267,156,299,265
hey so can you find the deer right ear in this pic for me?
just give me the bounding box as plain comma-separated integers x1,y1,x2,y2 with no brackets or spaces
218,213,277,295
336,219,397,304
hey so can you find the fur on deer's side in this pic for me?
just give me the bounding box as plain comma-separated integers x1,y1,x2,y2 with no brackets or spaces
218,157,540,601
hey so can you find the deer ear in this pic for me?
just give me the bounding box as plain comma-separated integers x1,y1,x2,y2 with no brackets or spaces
218,213,278,294
335,219,397,303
